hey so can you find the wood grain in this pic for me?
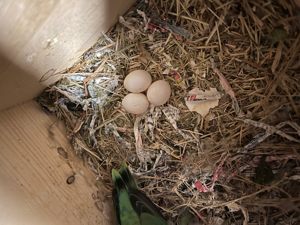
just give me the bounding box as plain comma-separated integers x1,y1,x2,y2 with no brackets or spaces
0,100,113,225
0,0,135,110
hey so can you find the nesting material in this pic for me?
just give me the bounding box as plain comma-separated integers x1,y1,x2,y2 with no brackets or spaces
185,88,223,116
38,0,300,224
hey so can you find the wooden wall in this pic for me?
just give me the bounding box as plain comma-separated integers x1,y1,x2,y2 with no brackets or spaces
0,101,114,225
0,0,135,111
0,0,135,224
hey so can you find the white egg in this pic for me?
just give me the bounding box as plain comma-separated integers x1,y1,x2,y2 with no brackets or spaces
124,70,152,93
147,80,171,106
122,93,149,114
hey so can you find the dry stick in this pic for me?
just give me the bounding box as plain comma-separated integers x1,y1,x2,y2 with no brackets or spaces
58,105,75,129
83,59,108,97
205,15,225,46
216,0,233,10
271,41,283,73
176,0,180,16
95,83,123,97
235,175,292,199
187,45,219,49
281,77,298,114
216,21,222,54
68,45,113,73
206,7,228,27
167,11,208,25
260,34,300,114
94,114,122,131
201,173,286,210
242,59,268,72
67,111,86,139
173,39,188,54
165,33,173,46
238,14,255,43
56,72,117,77
99,106,105,123
292,147,300,161
190,207,209,225
84,43,115,54
150,0,160,13
242,0,263,27
243,197,300,206
69,60,89,73
179,1,192,18
244,119,300,143
74,137,102,161
277,16,300,24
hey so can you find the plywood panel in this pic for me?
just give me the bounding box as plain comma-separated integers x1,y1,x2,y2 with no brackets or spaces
0,100,114,225
0,0,135,110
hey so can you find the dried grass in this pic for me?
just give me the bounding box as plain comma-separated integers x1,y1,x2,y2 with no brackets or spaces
38,0,300,224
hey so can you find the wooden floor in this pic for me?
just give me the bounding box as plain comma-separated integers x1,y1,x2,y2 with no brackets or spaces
0,100,113,225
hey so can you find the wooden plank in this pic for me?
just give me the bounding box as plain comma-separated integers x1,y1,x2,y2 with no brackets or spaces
0,100,113,225
0,0,135,110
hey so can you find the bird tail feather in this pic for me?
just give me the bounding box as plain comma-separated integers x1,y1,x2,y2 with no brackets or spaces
112,168,127,193
118,161,138,190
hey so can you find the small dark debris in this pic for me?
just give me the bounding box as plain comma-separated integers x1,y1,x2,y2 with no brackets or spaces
57,147,68,159
95,201,103,211
67,175,75,184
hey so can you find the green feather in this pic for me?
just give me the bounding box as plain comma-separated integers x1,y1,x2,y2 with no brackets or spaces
179,209,192,225
112,162,168,225
140,213,168,225
118,161,139,190
112,169,140,225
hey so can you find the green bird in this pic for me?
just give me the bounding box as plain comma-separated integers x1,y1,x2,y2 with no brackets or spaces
112,161,168,225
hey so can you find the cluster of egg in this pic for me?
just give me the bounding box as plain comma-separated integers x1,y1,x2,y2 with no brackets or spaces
122,70,171,114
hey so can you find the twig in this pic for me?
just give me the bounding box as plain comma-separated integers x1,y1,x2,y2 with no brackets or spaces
202,173,286,209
